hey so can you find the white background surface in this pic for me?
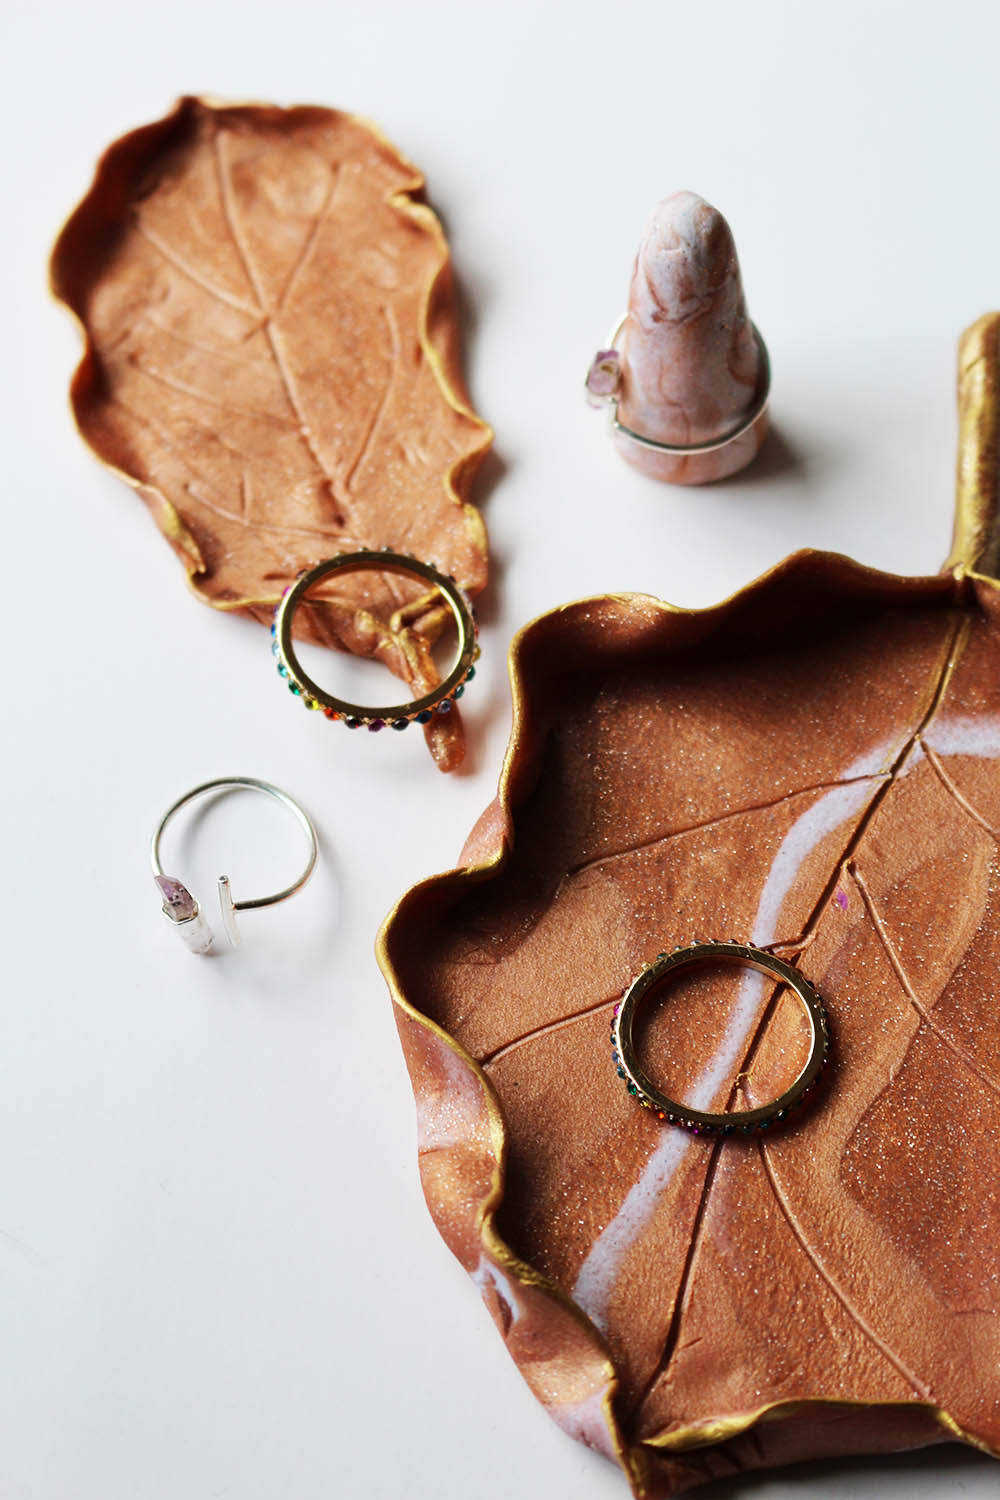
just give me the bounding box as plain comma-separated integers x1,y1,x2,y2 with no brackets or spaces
3,2,999,1497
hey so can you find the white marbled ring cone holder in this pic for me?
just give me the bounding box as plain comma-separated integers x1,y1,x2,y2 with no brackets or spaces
586,191,771,485
151,777,319,954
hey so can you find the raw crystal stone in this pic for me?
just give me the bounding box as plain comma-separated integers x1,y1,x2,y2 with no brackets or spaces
154,875,198,922
584,348,621,405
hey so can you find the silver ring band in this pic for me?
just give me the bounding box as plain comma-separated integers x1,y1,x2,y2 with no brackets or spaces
592,319,771,456
151,777,318,952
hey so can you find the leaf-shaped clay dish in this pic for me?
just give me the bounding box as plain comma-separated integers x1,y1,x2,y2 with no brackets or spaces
50,96,491,771
378,314,1000,1493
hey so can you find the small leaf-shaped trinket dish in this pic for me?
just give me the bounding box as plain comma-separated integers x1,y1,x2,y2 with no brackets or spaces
50,97,491,771
378,314,1000,1495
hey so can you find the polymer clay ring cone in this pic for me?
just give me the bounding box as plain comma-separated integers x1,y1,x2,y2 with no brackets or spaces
612,941,830,1134
272,549,479,732
587,192,771,484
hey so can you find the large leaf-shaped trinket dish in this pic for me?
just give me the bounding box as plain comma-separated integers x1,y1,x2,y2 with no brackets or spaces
378,315,1000,1493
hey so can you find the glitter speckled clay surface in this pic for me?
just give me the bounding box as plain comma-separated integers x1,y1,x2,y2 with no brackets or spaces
50,97,491,771
378,316,1000,1495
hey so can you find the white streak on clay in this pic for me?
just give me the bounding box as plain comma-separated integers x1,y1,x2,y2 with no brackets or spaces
472,1254,525,1329
545,1387,620,1460
414,1037,486,1156
922,713,1000,759
897,716,1000,785
573,744,896,1330
751,776,888,946
900,741,926,775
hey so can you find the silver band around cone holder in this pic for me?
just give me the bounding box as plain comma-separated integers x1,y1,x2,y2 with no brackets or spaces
588,320,770,455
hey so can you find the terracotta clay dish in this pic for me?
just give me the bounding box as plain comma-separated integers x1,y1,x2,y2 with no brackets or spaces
378,314,1000,1494
51,96,491,771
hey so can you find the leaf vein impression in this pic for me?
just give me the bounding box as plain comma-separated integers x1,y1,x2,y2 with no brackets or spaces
618,611,970,1415
758,1141,932,1399
114,396,255,536
274,162,342,316
129,360,296,427
133,218,262,319
140,311,264,366
117,394,356,548
186,482,360,547
627,1138,728,1422
776,612,971,959
850,862,1000,1099
567,772,891,880
479,991,619,1069
212,128,352,526
474,773,896,1068
921,739,1000,840
476,762,929,1068
343,304,400,493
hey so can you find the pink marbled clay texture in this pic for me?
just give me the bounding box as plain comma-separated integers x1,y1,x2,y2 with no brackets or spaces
616,191,768,484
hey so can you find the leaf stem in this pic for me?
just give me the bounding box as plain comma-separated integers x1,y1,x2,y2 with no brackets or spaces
945,312,1000,579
